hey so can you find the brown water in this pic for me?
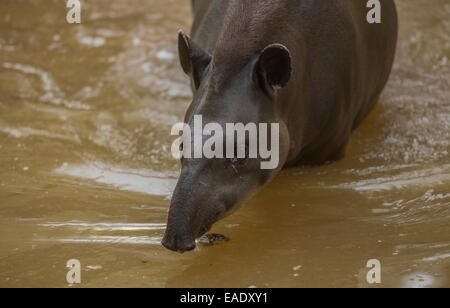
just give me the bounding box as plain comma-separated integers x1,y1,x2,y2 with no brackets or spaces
0,0,449,288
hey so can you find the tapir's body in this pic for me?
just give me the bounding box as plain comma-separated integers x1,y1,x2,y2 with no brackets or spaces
162,0,398,252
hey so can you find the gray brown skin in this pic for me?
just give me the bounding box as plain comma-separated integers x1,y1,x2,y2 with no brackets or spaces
162,0,398,253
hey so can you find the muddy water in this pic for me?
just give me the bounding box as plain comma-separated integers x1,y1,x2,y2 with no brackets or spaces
0,0,448,288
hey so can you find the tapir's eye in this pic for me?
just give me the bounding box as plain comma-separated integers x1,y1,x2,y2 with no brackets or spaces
230,142,251,166
231,156,248,167
179,143,184,161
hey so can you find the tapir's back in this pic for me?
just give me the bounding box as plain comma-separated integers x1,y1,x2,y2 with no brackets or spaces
191,0,397,104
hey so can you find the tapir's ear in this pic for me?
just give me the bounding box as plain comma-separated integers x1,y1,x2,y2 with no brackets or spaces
178,30,212,89
257,43,292,93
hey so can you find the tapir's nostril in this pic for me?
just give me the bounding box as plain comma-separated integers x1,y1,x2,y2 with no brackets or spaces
162,232,196,253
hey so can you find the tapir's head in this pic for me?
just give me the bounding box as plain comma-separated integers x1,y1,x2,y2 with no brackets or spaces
162,31,292,253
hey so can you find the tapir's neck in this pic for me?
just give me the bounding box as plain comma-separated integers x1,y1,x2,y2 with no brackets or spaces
211,0,302,88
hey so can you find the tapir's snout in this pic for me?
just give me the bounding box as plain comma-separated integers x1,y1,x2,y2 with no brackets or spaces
162,193,219,253
162,219,215,253
161,165,221,253
161,231,196,253
161,141,285,253
162,208,215,253
161,204,199,253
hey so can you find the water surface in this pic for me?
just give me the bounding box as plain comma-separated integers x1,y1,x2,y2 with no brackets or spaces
0,0,449,287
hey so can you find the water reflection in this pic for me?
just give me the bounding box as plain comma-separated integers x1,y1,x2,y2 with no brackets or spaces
54,163,177,196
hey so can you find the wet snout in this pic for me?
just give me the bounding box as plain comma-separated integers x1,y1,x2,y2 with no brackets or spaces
161,228,197,253
162,193,217,253
162,218,216,253
162,205,215,253
162,164,222,253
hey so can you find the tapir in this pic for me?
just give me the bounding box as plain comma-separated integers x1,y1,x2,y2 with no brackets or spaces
162,0,398,252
